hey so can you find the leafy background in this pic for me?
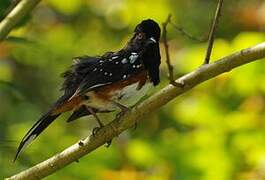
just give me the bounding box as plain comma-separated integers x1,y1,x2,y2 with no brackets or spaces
0,0,265,179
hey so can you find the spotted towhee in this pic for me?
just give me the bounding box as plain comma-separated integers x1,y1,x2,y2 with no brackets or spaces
15,19,161,160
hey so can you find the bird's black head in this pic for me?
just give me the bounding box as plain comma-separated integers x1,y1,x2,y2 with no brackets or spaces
131,19,161,86
134,19,161,43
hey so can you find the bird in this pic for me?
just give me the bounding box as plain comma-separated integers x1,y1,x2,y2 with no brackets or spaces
14,19,161,161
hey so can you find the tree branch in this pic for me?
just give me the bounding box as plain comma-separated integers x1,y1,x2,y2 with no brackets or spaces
162,14,177,86
162,14,185,87
6,42,265,180
169,21,206,42
204,0,224,64
0,0,41,42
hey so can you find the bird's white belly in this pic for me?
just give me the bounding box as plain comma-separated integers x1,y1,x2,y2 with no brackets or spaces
114,82,152,107
84,82,151,111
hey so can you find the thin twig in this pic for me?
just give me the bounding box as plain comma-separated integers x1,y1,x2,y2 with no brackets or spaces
0,0,41,42
169,22,206,42
6,42,265,180
162,14,183,87
204,0,224,64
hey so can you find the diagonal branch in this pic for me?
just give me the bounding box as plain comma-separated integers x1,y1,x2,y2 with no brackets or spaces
204,0,224,64
169,21,206,42
0,0,41,42
6,42,265,180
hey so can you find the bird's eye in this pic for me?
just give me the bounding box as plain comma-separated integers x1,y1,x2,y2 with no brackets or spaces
137,33,143,39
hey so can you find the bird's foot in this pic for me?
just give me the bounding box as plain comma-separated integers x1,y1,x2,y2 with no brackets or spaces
105,139,112,147
92,126,112,147
111,101,130,119
116,107,130,119
92,126,102,136
171,79,185,87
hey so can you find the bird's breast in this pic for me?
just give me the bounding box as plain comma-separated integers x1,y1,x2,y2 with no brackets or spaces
84,70,151,111
112,81,151,107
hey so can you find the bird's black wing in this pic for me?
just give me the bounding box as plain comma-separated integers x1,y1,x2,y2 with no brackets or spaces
73,51,145,96
61,55,102,98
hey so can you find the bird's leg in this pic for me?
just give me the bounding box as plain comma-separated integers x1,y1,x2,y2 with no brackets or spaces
112,101,129,112
111,101,137,129
87,107,112,147
87,107,103,136
87,107,104,127
111,101,130,119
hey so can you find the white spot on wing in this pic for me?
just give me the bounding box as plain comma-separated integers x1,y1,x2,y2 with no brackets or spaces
115,61,119,64
129,53,138,64
104,72,108,75
112,56,119,60
123,75,127,79
121,58,128,64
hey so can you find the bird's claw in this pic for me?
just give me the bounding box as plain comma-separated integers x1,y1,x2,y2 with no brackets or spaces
116,107,130,119
92,126,101,136
92,126,112,147
172,79,185,87
105,140,112,147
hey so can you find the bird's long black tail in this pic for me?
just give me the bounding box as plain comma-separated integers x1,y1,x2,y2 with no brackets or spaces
14,111,61,161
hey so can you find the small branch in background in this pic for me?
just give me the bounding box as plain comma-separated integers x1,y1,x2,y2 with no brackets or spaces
0,0,41,42
169,22,206,42
162,14,183,87
1,0,20,21
204,0,224,64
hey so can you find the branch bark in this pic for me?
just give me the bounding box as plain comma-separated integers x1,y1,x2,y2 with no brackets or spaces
0,0,41,42
6,42,265,180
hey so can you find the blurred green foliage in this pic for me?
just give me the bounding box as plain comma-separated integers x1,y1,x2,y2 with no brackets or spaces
0,0,265,179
